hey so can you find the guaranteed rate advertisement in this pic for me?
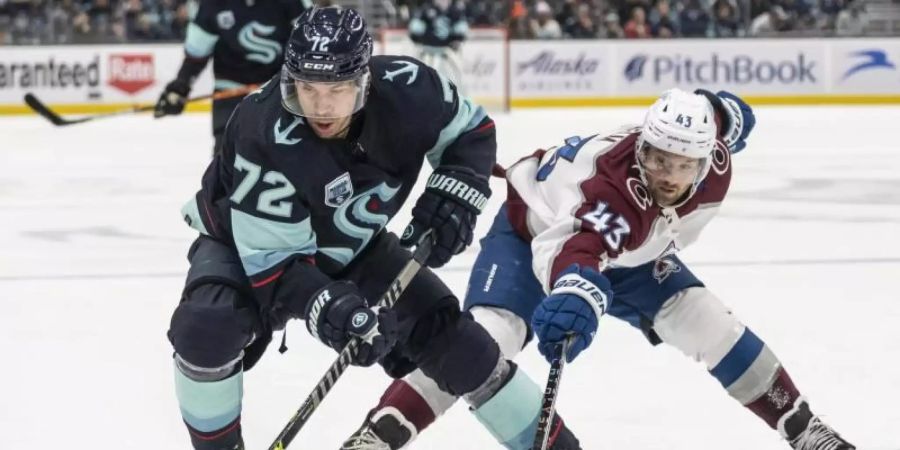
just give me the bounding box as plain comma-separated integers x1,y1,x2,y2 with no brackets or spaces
613,39,826,96
0,45,212,109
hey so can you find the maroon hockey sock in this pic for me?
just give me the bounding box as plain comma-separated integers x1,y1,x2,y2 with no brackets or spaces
373,379,437,433
745,367,802,429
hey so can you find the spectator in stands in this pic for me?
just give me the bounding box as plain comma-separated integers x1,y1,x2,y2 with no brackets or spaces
624,5,652,37
649,0,679,37
600,10,626,37
530,1,563,38
680,0,712,37
750,4,789,35
618,0,651,28
819,0,845,30
836,0,867,35
567,3,600,37
508,0,533,38
713,0,741,36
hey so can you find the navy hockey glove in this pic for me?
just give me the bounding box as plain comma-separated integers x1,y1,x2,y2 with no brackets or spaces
695,89,756,154
717,90,756,154
304,281,399,366
400,166,491,268
154,79,191,118
532,264,613,363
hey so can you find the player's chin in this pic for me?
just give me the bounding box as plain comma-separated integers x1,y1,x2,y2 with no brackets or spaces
311,120,338,138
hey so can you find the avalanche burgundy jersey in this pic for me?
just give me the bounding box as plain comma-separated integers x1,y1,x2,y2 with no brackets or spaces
184,0,311,87
181,55,496,310
504,125,732,290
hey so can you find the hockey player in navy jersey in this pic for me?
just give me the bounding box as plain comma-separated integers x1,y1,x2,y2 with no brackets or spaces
154,0,312,152
167,6,518,450
345,89,856,450
408,0,468,89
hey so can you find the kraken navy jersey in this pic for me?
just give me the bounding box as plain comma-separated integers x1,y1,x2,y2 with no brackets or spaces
180,0,311,89
409,1,469,48
181,55,496,314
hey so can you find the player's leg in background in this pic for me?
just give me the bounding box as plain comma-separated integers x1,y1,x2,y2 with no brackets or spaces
167,236,272,450
416,45,464,94
211,93,244,155
343,204,581,450
606,256,855,449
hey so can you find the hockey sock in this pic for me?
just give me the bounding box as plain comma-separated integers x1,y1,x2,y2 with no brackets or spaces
472,363,544,450
174,356,244,449
707,328,802,429
372,377,440,433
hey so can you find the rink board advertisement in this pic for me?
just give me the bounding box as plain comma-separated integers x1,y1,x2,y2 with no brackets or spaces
509,41,610,100
3,38,900,114
0,44,212,114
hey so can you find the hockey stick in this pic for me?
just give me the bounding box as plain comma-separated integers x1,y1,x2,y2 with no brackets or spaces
532,335,575,450
23,84,258,127
268,231,434,450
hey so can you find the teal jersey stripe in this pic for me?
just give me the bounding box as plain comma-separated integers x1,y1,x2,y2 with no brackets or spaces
180,197,210,236
425,89,488,168
231,208,317,276
214,79,246,91
184,22,219,58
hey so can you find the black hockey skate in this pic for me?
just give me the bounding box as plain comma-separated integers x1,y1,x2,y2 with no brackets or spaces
340,412,413,450
780,401,855,450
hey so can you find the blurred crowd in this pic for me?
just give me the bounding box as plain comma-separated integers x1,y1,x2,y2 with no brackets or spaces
400,0,874,39
0,0,879,45
0,0,191,44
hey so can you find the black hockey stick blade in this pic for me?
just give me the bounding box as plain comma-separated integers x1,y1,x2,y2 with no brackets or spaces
24,93,72,126
532,335,574,450
267,231,434,450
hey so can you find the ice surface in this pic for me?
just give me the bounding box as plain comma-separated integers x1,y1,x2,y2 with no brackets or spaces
1,106,898,450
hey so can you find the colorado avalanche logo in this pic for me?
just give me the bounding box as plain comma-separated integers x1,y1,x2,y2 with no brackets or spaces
324,172,353,207
626,176,653,211
710,143,731,176
652,257,681,284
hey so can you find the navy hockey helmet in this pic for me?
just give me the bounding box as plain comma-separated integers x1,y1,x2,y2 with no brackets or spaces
281,6,374,119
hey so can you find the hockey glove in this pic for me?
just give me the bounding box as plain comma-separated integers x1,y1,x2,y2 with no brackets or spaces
154,79,191,118
304,280,399,366
532,264,613,363
695,89,756,154
400,166,491,268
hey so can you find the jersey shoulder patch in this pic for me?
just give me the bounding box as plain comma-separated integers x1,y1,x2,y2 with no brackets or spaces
369,55,456,124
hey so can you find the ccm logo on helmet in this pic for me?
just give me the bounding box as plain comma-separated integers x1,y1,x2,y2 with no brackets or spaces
302,62,335,71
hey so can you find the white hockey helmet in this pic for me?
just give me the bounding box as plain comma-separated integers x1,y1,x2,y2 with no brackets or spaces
638,88,717,158
636,89,718,204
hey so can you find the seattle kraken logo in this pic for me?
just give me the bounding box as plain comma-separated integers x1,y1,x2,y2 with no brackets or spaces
239,21,282,64
382,61,420,85
319,182,401,266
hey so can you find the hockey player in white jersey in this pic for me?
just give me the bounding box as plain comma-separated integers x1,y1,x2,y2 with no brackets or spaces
408,0,468,90
341,89,856,450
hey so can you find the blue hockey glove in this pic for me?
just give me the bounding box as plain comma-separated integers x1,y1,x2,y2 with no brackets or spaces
695,89,756,154
717,90,756,154
532,264,613,363
304,281,399,366
400,166,490,268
